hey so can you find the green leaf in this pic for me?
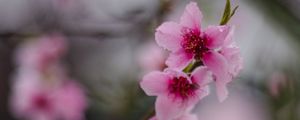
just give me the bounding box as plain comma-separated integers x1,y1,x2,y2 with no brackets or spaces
219,0,239,25
220,0,231,25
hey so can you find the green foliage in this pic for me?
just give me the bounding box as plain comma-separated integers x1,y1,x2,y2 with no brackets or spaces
220,0,239,25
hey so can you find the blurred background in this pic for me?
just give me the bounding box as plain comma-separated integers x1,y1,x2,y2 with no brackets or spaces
0,0,300,120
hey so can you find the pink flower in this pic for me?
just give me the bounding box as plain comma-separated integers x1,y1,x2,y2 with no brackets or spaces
220,47,242,77
150,113,198,120
53,81,87,120
140,67,211,120
220,27,242,78
16,34,66,71
10,72,87,120
137,42,167,72
268,71,287,97
155,2,237,102
10,71,56,120
11,34,87,120
215,28,242,101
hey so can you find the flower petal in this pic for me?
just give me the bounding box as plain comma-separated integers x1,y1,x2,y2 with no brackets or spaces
155,22,182,52
195,86,210,100
180,2,202,30
203,51,231,102
53,81,87,120
203,51,230,83
140,71,170,96
155,95,185,120
166,50,193,70
204,25,230,49
176,86,209,110
191,66,212,86
223,26,235,47
164,68,190,82
221,47,243,77
215,80,229,102
178,113,198,120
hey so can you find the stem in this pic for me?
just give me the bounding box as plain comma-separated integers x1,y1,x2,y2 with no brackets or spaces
183,60,203,74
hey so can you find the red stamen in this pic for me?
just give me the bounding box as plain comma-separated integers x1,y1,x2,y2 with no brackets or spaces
168,76,199,100
181,28,209,59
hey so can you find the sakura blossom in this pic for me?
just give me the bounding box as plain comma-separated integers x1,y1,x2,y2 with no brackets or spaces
10,75,87,120
51,81,87,120
220,27,242,78
0,0,247,120
140,67,211,120
15,34,66,71
155,2,241,102
10,35,87,120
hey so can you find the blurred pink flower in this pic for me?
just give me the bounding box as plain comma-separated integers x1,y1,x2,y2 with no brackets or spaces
155,2,240,102
137,42,167,72
195,91,269,120
10,70,56,120
16,34,66,71
268,71,287,97
140,67,211,120
11,35,87,120
52,81,87,120
11,75,87,120
150,112,198,120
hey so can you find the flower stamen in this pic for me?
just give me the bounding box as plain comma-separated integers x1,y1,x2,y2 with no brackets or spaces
168,76,199,100
181,28,209,59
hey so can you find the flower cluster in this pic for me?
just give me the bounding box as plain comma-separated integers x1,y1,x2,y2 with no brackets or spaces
140,2,242,120
10,34,87,120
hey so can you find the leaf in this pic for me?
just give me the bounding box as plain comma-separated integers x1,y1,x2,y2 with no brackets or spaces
220,0,231,25
219,0,239,25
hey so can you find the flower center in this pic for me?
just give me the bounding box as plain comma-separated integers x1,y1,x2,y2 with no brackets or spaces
168,76,199,100
33,94,50,110
181,28,209,59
